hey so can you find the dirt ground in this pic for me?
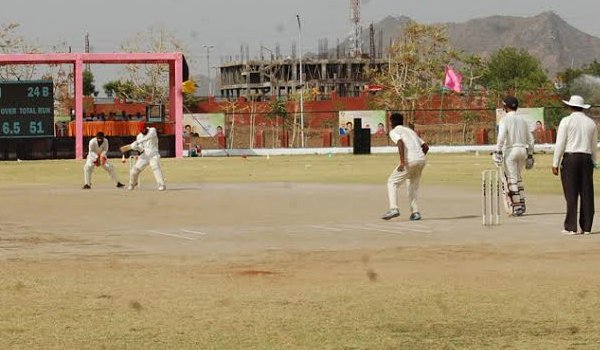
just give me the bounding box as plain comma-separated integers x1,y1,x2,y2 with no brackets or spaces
0,182,589,261
2,180,600,349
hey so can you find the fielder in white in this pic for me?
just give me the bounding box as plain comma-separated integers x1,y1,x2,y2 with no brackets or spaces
381,113,429,221
127,122,166,191
82,131,125,189
495,96,534,216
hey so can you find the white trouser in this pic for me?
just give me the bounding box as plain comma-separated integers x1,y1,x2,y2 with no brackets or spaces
387,160,426,213
503,146,527,207
83,159,119,186
129,152,165,188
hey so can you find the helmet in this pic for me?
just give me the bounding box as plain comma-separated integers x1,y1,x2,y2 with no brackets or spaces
137,121,147,133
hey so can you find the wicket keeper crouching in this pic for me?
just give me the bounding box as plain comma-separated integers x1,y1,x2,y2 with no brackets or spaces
82,131,124,189
127,122,166,191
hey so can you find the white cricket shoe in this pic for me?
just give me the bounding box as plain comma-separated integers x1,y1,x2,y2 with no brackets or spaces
158,185,166,191
561,230,580,235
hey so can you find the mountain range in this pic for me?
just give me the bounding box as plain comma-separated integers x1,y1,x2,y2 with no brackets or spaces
367,11,600,78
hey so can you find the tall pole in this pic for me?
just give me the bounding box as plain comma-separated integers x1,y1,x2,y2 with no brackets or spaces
296,14,305,147
203,45,214,96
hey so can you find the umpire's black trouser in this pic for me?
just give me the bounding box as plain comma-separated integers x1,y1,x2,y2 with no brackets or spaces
560,153,595,232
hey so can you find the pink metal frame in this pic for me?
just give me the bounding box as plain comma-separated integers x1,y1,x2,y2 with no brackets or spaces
0,53,184,159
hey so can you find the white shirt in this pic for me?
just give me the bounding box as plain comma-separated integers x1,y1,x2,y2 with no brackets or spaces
86,137,108,161
132,127,160,157
553,111,598,167
496,111,534,152
388,125,426,163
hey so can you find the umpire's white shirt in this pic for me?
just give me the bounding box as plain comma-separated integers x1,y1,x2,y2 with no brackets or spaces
552,111,598,167
496,111,534,152
87,137,108,160
389,125,426,163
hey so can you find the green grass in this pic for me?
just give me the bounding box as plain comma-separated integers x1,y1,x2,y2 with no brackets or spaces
0,153,570,194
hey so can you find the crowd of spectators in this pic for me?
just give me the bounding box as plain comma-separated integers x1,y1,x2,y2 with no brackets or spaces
74,111,146,122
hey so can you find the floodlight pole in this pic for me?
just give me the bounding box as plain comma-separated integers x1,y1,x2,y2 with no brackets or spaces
203,44,214,96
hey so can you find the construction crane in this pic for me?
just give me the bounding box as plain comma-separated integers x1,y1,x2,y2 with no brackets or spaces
349,0,362,57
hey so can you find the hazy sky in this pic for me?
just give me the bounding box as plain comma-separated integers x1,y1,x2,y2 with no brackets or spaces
2,0,599,87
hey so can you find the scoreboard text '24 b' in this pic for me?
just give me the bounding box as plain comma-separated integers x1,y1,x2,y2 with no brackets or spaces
0,80,54,138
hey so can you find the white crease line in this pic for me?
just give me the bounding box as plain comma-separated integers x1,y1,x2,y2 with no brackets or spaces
147,230,197,240
305,225,345,232
363,226,408,234
180,229,209,236
364,223,432,233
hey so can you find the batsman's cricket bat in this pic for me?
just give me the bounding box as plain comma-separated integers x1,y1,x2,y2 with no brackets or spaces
119,144,133,153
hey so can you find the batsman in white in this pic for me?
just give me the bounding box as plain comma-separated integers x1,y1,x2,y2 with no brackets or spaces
381,113,429,221
82,131,125,189
126,122,166,191
494,96,535,216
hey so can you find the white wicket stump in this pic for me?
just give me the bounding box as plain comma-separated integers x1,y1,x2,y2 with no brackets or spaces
129,155,141,188
481,169,501,226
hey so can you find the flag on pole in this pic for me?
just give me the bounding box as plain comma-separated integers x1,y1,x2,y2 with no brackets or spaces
444,65,462,93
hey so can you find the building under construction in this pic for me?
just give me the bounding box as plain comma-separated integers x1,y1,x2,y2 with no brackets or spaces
216,0,388,101
217,57,385,101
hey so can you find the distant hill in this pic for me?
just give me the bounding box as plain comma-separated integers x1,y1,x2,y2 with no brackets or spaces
363,11,600,78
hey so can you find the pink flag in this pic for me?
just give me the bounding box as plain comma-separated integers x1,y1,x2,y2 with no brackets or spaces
444,65,462,93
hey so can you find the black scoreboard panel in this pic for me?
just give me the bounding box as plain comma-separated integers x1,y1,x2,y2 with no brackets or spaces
0,80,54,138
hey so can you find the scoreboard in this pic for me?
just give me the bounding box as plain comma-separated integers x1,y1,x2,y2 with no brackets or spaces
0,80,54,138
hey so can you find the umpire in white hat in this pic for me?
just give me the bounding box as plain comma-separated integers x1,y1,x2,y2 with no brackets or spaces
552,95,598,234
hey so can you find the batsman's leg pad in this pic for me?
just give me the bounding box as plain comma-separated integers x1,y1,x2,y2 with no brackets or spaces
129,166,141,188
150,158,165,187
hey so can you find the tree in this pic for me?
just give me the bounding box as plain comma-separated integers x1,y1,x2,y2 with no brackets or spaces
118,25,188,104
103,80,136,100
459,53,485,93
368,22,457,121
183,93,201,112
479,47,549,92
556,60,600,103
83,70,98,96
267,98,288,146
0,22,39,80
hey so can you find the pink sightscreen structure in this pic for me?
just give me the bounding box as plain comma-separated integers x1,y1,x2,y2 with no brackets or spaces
0,52,186,159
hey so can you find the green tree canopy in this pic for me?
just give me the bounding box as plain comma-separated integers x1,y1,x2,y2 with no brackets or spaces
556,60,600,103
368,22,458,118
480,47,549,92
83,70,97,96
